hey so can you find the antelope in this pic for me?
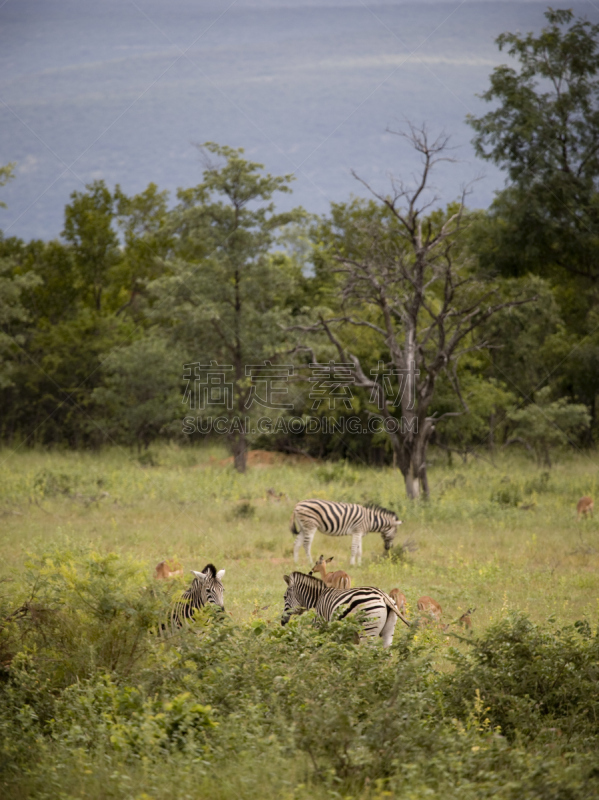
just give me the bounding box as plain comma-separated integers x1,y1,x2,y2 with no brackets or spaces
389,588,407,616
577,496,594,519
154,559,184,579
417,595,443,626
309,555,351,590
458,608,476,630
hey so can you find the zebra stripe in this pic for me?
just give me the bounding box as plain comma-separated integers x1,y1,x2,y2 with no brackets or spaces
170,564,225,629
282,571,409,647
290,500,401,565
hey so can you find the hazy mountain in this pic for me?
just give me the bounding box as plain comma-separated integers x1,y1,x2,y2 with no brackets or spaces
0,1,595,239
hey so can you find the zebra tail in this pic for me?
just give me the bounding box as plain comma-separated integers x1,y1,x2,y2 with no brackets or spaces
385,594,411,627
289,512,299,536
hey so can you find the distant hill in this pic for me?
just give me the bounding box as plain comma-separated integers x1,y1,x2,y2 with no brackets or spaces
0,1,596,239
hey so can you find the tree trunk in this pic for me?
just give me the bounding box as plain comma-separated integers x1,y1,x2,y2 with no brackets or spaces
393,434,431,500
404,464,420,499
232,431,247,473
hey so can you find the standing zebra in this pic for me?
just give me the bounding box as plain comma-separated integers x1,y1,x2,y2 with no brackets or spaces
170,564,225,629
290,500,401,565
282,571,409,647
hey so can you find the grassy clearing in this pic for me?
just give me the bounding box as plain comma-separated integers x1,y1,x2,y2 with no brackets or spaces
1,444,598,631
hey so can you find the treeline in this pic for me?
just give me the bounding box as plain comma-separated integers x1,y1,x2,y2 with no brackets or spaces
2,10,599,487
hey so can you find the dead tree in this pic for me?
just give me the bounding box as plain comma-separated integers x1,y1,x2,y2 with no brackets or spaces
293,125,533,499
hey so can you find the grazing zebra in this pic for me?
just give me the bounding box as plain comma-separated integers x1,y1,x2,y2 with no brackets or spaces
290,500,401,565
170,564,225,629
281,571,410,647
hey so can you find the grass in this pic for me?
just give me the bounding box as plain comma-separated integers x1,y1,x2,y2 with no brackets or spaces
1,443,598,633
2,443,599,799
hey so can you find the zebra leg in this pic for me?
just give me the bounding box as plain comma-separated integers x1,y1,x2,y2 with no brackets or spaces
303,529,316,564
293,528,304,563
380,609,398,648
350,531,362,566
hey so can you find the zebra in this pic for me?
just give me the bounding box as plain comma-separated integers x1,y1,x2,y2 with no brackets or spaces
281,571,410,647
170,564,225,629
290,500,401,565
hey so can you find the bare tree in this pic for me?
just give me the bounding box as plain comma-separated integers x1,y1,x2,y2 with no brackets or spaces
293,125,532,499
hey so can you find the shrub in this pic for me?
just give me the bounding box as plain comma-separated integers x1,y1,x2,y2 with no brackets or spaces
491,478,523,506
2,548,599,800
232,500,255,518
315,460,359,485
0,545,170,687
444,613,599,743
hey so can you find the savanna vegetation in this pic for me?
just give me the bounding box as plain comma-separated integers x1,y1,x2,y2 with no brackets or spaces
2,7,599,798
1,446,599,799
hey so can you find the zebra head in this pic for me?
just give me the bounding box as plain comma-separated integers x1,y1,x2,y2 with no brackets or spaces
281,571,325,626
367,504,402,550
382,515,401,550
190,563,226,610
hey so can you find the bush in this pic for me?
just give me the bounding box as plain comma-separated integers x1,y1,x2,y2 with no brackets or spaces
444,613,599,743
315,460,359,485
0,545,170,687
491,478,523,506
2,549,599,799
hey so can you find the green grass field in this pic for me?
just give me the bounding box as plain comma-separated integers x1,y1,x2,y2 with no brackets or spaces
2,444,598,630
2,445,599,800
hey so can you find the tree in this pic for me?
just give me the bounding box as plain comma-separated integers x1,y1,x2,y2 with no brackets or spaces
0,162,15,207
431,365,515,464
62,181,120,311
294,126,532,499
113,183,172,317
92,334,183,450
468,9,599,283
507,386,590,468
0,251,40,390
478,275,562,400
150,143,304,472
0,164,41,391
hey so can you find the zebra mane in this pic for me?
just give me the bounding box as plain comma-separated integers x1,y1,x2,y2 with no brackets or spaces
200,563,218,578
364,503,397,520
291,571,321,584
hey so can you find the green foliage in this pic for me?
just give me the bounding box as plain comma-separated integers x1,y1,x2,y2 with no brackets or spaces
1,545,170,688
508,386,591,467
0,161,15,208
432,364,515,460
113,182,172,311
445,613,599,743
476,275,562,399
524,470,552,495
150,143,305,470
232,500,255,518
2,546,599,799
491,478,523,507
33,468,74,497
315,459,360,485
92,334,184,449
469,9,599,283
62,180,120,311
0,234,41,389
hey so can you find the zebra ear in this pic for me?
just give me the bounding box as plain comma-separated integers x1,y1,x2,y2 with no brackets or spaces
191,570,206,580
216,569,225,580
283,574,291,585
